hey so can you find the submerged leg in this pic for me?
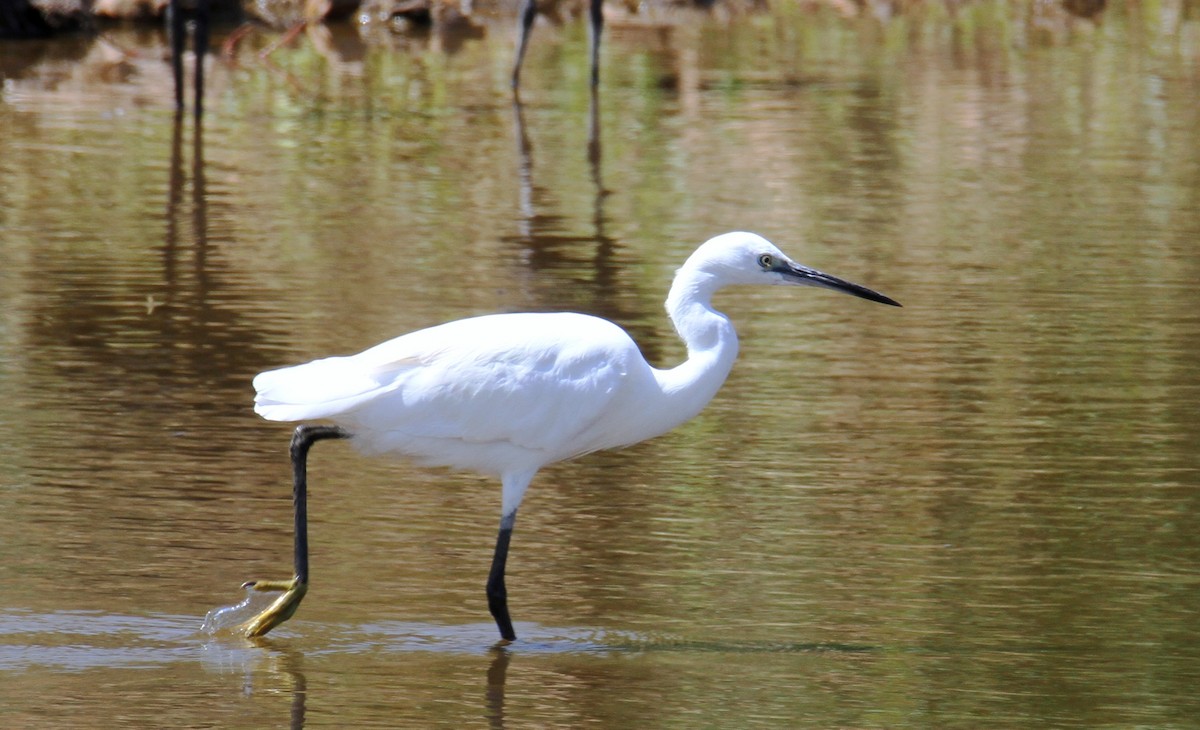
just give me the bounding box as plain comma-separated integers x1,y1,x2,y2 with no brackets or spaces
511,0,537,89
239,424,350,637
487,512,517,641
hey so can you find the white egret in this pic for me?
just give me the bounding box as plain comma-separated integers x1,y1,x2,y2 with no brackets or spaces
235,231,900,640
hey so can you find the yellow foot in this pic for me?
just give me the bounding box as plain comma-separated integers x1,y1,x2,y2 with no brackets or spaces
237,577,308,637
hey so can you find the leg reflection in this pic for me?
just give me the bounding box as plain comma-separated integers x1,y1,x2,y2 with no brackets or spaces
485,647,511,730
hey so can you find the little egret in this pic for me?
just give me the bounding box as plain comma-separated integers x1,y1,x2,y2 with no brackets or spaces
235,231,900,640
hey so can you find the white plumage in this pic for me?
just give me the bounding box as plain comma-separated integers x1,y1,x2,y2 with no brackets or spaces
249,231,899,640
255,312,650,476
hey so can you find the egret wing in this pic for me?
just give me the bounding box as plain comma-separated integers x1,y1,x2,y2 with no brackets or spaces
344,313,640,453
254,313,644,455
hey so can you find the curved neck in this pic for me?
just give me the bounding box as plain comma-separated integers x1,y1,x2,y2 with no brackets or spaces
656,267,740,416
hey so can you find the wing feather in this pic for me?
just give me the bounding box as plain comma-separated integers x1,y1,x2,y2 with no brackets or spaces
253,312,641,456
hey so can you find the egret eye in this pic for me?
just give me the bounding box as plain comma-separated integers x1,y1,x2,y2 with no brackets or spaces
758,254,774,269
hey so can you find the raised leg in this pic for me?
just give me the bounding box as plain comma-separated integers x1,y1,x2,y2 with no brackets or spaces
239,424,350,637
587,0,602,88
486,512,517,641
511,0,538,89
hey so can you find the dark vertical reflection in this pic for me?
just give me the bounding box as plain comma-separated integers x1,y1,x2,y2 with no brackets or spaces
485,647,511,729
506,89,637,333
511,95,538,242
164,109,212,339
191,109,208,274
586,84,612,294
166,109,213,360
165,112,185,291
289,659,307,730
159,108,285,386
8,91,286,494
238,640,309,729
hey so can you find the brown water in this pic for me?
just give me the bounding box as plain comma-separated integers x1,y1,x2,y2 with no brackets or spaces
2,3,1199,727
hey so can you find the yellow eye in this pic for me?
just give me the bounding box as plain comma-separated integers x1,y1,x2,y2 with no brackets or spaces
758,254,774,269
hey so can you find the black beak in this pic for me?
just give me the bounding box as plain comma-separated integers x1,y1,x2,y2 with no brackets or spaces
782,262,901,307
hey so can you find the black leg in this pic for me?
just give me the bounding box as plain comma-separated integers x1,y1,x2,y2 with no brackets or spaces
239,424,349,637
487,512,517,641
587,0,602,88
511,0,538,89
289,424,350,584
169,0,185,110
193,0,210,117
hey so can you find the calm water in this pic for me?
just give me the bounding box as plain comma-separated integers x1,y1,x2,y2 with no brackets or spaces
2,2,1199,726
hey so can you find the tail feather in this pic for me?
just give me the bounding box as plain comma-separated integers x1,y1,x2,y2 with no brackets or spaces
253,356,395,422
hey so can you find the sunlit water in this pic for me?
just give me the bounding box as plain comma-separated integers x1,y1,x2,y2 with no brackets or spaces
2,2,1199,726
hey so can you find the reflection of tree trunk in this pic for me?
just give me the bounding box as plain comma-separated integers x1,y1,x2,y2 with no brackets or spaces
0,0,90,38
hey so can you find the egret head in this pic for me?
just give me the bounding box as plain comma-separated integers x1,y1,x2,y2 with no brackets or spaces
689,232,901,307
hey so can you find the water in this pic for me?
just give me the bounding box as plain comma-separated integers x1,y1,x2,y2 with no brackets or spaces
2,3,1199,726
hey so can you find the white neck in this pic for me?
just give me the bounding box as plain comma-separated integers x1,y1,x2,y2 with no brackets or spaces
654,265,740,423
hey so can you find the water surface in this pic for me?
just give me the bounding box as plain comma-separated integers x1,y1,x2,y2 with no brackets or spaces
1,3,1199,727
